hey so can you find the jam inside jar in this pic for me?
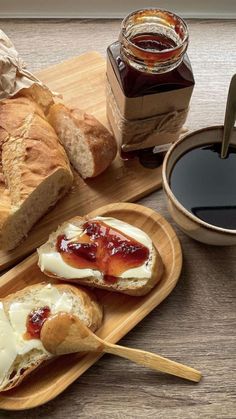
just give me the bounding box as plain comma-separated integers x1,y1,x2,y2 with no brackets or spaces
106,9,195,167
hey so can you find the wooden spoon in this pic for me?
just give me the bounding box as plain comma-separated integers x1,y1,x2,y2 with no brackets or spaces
41,313,202,383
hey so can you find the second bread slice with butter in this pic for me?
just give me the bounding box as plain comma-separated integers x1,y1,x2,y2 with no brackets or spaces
38,216,164,296
0,283,102,392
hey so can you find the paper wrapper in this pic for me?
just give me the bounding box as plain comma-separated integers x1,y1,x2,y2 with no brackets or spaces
0,30,54,110
106,56,194,152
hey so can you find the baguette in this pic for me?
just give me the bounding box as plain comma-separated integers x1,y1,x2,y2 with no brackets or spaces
47,103,117,178
0,97,74,250
38,216,164,296
0,282,102,392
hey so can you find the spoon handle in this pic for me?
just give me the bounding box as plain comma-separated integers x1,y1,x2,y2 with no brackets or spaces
221,74,236,158
103,341,201,382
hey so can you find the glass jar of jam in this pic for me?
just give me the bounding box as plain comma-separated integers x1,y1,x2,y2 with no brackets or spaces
106,9,195,168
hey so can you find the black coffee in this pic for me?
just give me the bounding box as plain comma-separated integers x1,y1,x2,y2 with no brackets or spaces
170,143,236,230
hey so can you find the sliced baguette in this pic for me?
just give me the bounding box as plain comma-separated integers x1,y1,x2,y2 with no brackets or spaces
0,283,102,392
0,97,74,250
38,216,164,296
47,103,117,178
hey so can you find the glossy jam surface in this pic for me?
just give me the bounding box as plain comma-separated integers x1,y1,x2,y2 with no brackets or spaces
107,41,194,98
170,143,236,229
56,220,150,282
131,33,177,51
25,306,51,339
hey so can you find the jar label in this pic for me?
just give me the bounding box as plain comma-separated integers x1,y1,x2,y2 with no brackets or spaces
106,58,193,151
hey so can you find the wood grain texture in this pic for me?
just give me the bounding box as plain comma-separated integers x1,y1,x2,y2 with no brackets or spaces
0,51,163,271
0,202,182,410
0,18,235,419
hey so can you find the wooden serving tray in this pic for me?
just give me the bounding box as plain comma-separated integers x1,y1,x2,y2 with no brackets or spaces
0,52,163,272
0,203,182,410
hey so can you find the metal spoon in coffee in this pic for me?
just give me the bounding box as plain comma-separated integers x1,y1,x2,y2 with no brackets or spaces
221,74,236,158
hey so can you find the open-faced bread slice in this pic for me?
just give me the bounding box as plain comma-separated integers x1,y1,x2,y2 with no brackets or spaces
0,283,102,392
38,216,164,296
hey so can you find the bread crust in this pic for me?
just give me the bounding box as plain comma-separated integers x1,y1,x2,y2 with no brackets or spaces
1,282,102,392
0,97,73,206
1,356,46,392
3,283,103,333
0,129,11,234
0,97,74,250
0,182,11,237
48,103,117,177
38,216,164,296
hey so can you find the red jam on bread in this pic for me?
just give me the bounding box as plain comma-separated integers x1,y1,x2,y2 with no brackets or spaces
56,220,150,283
24,306,51,339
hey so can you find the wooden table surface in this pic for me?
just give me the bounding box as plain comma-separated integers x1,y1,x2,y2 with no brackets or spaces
0,18,236,419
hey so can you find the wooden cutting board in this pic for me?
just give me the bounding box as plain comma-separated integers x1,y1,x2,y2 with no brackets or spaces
0,52,162,271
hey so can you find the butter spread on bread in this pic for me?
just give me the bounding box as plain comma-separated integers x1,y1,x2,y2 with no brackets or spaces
47,103,117,178
0,283,102,391
0,97,73,250
38,217,163,296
